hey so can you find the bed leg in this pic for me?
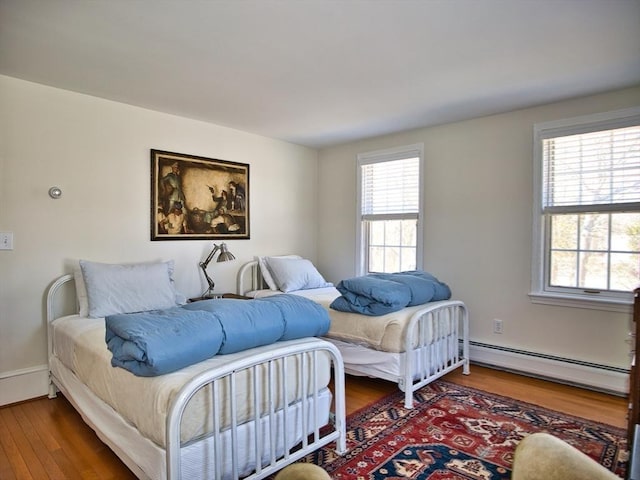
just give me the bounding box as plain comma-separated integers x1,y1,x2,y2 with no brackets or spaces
332,360,348,456
463,359,470,375
404,390,414,409
336,434,347,456
48,382,58,399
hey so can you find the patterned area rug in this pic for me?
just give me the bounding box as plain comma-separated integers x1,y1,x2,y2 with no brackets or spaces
304,380,628,479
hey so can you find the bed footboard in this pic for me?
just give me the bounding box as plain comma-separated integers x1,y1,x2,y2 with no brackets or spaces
401,300,470,408
166,338,347,480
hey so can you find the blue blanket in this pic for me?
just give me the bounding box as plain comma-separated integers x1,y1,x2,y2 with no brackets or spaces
105,295,330,377
330,270,451,316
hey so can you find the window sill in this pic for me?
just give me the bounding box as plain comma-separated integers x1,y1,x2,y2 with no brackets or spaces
529,291,632,313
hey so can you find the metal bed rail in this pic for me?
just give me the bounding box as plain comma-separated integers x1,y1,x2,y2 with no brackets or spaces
166,338,347,480
401,300,470,408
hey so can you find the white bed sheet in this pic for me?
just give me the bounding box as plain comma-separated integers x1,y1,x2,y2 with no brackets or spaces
51,314,331,448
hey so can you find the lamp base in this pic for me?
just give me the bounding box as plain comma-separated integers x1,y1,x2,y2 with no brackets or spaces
189,293,223,302
201,289,222,300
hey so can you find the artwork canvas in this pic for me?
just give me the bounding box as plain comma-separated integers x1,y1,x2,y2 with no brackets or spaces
151,150,250,240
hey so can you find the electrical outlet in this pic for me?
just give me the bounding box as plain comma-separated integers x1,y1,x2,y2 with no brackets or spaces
493,318,503,334
0,232,13,250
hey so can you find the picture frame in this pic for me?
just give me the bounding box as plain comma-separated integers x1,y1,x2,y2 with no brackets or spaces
151,150,250,240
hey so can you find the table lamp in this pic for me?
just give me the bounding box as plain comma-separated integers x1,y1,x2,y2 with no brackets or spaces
199,242,235,298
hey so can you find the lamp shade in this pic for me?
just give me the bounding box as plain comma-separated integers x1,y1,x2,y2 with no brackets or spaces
217,243,235,262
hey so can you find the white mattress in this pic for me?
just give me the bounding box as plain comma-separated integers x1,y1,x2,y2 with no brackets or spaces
249,287,454,353
51,314,331,448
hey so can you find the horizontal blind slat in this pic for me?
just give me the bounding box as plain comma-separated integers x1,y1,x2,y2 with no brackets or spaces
543,125,640,209
361,157,419,215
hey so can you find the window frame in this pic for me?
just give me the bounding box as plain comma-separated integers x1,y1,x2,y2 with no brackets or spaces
530,107,640,312
356,143,424,276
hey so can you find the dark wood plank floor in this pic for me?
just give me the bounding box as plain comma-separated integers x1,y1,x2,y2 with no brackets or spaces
0,365,628,479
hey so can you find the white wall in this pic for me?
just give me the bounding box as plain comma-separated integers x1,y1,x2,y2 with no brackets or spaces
0,75,319,404
317,86,640,390
3,74,638,404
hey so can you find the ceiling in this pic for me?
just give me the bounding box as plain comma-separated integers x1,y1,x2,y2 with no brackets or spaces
1,0,639,149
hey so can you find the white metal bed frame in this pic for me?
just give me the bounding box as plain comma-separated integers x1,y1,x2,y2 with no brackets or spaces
47,274,347,480
237,260,470,409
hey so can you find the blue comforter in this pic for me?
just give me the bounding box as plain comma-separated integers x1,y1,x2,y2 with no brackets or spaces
105,295,330,377
330,270,451,316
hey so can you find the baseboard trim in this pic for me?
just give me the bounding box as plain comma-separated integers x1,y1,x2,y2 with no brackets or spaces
0,365,49,406
469,341,629,396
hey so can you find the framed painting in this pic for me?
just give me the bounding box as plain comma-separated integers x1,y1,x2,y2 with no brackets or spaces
151,150,250,240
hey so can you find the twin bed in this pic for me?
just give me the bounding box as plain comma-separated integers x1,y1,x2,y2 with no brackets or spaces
46,257,469,479
47,262,346,480
237,256,470,410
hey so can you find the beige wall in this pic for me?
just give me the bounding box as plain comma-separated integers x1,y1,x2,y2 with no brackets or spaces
317,86,640,378
0,75,319,404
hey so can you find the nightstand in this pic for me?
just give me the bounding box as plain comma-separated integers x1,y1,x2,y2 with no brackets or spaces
219,293,252,300
188,293,252,302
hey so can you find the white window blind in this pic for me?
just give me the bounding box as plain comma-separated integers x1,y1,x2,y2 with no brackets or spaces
542,125,640,213
361,157,420,218
531,107,640,311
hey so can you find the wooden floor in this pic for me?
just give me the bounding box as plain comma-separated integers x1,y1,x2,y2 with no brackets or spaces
0,365,628,479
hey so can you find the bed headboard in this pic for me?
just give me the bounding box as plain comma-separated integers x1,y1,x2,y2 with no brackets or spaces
236,260,268,295
47,274,78,323
46,274,79,376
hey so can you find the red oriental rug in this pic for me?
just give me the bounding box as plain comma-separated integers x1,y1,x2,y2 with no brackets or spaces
304,380,628,479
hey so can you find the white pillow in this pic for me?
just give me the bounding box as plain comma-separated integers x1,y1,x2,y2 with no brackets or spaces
74,264,89,317
264,257,332,293
257,255,301,290
78,260,186,318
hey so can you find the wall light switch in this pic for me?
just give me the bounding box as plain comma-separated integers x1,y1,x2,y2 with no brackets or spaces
0,232,14,250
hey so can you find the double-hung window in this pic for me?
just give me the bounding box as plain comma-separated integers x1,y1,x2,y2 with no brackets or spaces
531,107,640,311
356,143,424,275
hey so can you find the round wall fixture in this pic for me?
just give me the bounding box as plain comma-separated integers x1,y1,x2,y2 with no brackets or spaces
48,186,62,199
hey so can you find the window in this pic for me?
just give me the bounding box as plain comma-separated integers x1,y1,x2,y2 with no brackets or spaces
531,107,640,311
356,144,424,275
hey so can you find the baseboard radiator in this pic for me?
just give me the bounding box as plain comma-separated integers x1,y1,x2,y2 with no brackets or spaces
0,344,629,405
469,341,629,396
